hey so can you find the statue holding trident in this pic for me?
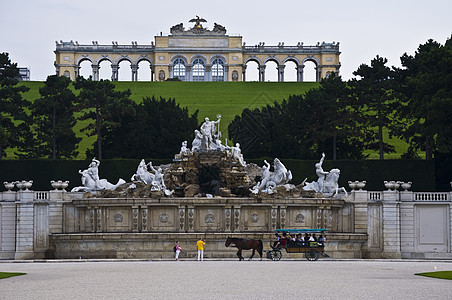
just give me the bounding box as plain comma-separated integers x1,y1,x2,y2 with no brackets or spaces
200,114,221,150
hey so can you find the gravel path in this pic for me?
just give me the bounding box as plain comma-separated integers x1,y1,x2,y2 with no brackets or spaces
1,260,452,299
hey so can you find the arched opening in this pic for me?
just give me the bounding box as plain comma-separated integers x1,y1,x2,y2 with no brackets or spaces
211,59,225,81
138,60,152,81
244,60,259,82
118,60,132,81
192,58,205,81
98,60,112,80
303,60,317,82
284,60,297,82
78,60,92,79
264,60,278,82
173,58,186,81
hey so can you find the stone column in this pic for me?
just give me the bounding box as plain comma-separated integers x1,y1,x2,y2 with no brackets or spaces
187,207,194,232
242,65,246,82
224,206,232,233
131,65,138,81
381,190,401,258
296,65,304,82
185,66,192,81
141,206,148,232
74,66,80,78
258,65,266,82
111,64,119,81
132,206,139,232
0,192,17,259
205,65,211,81
316,66,321,82
150,65,155,82
277,65,285,82
168,65,173,79
233,207,240,232
271,207,278,230
279,206,287,229
178,206,185,232
92,64,99,81
14,190,35,259
224,66,229,82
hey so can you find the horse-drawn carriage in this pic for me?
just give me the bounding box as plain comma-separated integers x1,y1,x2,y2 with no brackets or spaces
266,228,328,261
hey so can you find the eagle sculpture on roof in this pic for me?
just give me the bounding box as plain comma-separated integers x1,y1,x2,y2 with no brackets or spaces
189,16,207,29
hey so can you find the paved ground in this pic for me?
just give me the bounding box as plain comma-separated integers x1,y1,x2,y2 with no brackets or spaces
1,259,452,299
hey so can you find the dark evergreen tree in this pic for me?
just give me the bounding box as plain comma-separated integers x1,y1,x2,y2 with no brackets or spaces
98,96,199,159
74,76,134,159
0,52,30,159
396,36,452,159
21,75,81,159
349,56,400,160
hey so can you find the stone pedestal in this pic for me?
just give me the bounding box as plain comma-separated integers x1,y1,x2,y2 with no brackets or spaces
381,191,401,258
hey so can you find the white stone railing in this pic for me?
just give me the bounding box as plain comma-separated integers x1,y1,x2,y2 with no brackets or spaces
34,192,49,201
413,192,449,201
368,192,382,201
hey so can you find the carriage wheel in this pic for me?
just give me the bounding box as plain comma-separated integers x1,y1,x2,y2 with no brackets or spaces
306,249,320,261
271,250,282,261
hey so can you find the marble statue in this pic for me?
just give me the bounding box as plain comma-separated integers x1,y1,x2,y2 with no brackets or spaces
200,115,221,150
303,154,347,197
179,141,191,156
131,159,155,184
71,158,125,192
148,162,166,191
191,129,204,152
251,158,293,194
226,142,246,166
307,153,329,193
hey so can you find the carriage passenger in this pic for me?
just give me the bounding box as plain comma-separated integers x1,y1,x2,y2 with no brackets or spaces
281,233,288,247
312,234,318,242
318,235,326,246
273,233,281,248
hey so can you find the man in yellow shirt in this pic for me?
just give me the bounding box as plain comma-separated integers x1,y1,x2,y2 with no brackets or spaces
196,238,205,261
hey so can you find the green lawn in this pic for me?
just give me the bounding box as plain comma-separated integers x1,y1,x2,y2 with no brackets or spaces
415,271,452,280
15,81,412,160
0,272,26,279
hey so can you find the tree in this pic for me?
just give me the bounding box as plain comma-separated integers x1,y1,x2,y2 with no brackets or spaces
349,56,400,160
24,75,81,159
396,36,452,159
0,52,29,159
228,75,367,160
299,74,366,160
74,76,134,159
228,103,297,158
99,96,199,159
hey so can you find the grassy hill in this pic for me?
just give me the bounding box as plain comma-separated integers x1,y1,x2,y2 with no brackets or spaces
17,81,318,159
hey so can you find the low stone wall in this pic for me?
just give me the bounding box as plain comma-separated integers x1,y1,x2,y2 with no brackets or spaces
49,232,366,260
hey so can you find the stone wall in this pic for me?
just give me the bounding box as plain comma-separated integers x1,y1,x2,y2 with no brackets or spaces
1,189,451,260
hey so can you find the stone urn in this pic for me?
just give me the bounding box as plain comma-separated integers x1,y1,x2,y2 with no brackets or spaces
356,181,366,190
21,180,33,191
51,180,62,190
400,181,412,191
15,181,25,190
60,180,69,191
384,180,397,191
3,181,15,191
348,181,358,190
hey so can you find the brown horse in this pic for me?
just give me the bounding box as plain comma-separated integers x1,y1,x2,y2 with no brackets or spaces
225,237,263,261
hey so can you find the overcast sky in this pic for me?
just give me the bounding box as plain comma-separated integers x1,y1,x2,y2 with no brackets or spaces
1,0,451,81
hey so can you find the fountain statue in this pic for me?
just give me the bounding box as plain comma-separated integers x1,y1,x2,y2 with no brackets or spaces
71,158,125,192
303,153,347,197
250,158,293,194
